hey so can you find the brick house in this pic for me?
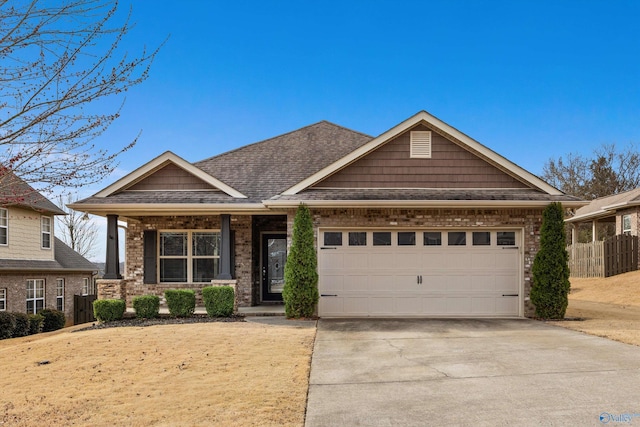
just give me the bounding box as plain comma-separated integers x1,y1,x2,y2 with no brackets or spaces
0,173,98,324
71,111,583,318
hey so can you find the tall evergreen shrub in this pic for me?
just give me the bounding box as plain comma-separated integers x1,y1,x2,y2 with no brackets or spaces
531,202,570,319
283,204,319,318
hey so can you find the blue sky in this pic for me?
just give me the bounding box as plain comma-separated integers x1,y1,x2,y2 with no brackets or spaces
75,0,640,260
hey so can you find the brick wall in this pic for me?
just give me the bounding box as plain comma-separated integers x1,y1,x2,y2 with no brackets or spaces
123,215,253,307
286,207,544,317
0,272,92,324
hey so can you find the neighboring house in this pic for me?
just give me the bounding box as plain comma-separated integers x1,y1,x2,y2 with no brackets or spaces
565,187,640,242
70,111,584,318
0,173,98,324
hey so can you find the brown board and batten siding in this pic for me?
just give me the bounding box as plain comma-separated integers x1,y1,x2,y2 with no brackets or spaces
314,124,529,189
127,163,217,191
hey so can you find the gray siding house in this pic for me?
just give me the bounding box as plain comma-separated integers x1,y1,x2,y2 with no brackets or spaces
71,111,584,318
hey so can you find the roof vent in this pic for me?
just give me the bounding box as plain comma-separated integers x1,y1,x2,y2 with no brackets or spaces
410,131,432,158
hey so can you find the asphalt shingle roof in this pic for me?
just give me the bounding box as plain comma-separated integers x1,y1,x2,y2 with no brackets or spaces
194,121,373,201
0,238,97,272
0,172,65,214
571,187,640,218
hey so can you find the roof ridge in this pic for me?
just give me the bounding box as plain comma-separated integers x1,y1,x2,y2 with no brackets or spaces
195,120,373,164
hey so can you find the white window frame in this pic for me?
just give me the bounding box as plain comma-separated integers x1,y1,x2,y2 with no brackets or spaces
41,216,52,249
623,214,632,235
0,208,7,246
158,230,221,283
82,278,89,296
56,278,65,311
0,288,6,311
26,279,45,314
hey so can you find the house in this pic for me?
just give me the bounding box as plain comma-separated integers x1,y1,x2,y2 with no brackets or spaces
0,173,98,324
565,187,640,242
70,111,584,318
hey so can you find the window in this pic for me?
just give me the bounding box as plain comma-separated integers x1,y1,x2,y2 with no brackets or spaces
0,208,7,245
448,232,466,246
472,232,491,246
82,278,89,296
410,131,432,158
423,232,442,246
348,232,367,246
497,232,516,246
398,232,416,246
0,288,6,311
56,279,64,311
41,216,51,249
623,215,632,235
159,231,220,283
323,232,342,246
373,232,391,246
26,279,45,314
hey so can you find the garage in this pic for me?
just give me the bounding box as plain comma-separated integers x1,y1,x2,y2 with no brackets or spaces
318,229,522,317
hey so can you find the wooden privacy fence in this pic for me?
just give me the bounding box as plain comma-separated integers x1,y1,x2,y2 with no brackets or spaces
567,241,605,278
567,234,639,278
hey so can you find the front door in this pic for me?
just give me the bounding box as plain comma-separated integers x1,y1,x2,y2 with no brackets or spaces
261,233,287,302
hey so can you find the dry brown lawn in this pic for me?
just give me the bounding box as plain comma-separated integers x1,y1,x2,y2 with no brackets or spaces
0,321,316,426
548,270,640,346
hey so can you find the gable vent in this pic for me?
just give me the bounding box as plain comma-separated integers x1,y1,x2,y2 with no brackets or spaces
410,131,432,158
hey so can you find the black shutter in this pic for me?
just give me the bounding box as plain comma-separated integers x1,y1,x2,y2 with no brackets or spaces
143,230,157,284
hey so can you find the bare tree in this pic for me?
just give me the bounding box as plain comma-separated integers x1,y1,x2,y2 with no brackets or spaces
542,143,640,200
0,0,164,203
56,193,98,259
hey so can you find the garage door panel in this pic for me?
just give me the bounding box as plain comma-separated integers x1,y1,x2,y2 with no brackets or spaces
318,229,521,318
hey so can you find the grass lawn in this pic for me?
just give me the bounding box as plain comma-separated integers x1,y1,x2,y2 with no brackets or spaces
0,321,316,426
549,270,640,346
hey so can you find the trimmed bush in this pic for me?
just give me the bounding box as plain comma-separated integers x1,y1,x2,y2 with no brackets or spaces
531,202,570,319
40,308,67,332
93,299,126,322
11,312,30,337
164,290,195,317
28,313,44,335
283,204,319,318
0,312,16,340
202,286,234,317
132,295,160,319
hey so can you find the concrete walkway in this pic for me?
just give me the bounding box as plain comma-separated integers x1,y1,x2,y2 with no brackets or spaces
305,319,640,426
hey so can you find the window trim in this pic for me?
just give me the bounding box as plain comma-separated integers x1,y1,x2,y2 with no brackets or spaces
622,214,632,235
41,216,52,249
0,288,6,311
26,279,45,314
0,208,7,246
158,230,221,284
56,278,65,311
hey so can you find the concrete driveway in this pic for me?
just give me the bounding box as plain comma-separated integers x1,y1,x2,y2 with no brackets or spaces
305,319,640,427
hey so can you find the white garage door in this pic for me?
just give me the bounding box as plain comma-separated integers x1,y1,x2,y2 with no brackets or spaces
318,229,521,317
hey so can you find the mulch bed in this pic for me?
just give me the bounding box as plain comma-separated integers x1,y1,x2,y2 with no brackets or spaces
74,314,246,332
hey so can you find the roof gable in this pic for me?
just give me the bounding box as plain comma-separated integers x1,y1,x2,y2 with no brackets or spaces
284,111,562,196
0,171,65,214
567,187,640,223
95,152,246,199
313,123,530,190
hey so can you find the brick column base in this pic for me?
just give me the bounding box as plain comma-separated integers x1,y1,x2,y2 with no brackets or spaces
97,279,129,301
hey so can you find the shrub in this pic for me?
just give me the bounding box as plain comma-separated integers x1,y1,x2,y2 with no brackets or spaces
93,299,126,322
11,312,30,337
531,202,570,319
164,290,195,317
40,308,67,332
202,286,234,317
283,204,319,318
0,312,16,340
132,295,160,319
28,313,44,335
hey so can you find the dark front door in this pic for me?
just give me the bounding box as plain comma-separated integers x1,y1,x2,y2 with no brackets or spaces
262,233,287,302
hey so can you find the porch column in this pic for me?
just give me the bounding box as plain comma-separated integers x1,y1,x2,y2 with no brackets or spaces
592,220,597,242
217,214,232,279
571,224,576,245
104,214,121,279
